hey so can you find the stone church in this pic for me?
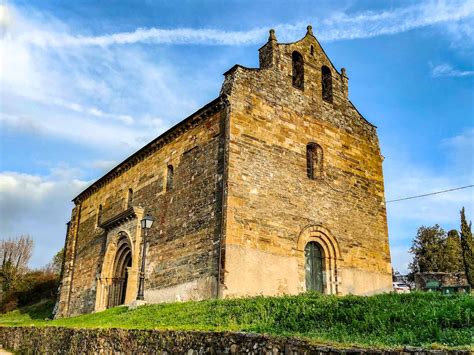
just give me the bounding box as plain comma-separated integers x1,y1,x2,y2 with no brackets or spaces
56,26,392,317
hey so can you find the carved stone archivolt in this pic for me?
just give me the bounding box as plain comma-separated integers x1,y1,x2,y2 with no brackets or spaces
95,207,144,311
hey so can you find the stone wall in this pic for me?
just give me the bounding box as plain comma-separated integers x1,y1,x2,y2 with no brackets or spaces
57,101,226,317
0,327,468,354
220,27,391,298
415,272,468,289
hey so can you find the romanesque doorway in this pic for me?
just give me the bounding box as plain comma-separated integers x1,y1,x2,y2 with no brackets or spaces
305,241,325,293
95,219,143,312
107,236,132,308
297,225,341,295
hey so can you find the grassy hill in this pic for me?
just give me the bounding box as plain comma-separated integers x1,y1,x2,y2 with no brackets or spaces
0,292,472,350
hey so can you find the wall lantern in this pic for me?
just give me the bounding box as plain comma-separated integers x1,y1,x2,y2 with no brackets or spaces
141,214,154,229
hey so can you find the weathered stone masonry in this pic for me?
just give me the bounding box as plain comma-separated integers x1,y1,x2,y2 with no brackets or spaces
1,327,469,354
57,26,392,317
220,26,391,298
57,100,227,317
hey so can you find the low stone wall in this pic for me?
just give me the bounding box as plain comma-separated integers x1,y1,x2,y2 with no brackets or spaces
414,272,468,290
0,327,469,354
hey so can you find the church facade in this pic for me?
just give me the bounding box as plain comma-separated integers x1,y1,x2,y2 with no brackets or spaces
56,27,392,317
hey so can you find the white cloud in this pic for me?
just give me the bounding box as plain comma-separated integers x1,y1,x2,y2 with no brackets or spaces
86,160,118,172
18,26,266,47
0,4,13,36
319,0,474,42
384,128,474,273
390,245,412,274
0,113,44,133
445,17,474,51
5,0,474,48
0,171,90,267
385,129,473,224
1,1,472,152
0,4,204,152
431,63,474,77
0,111,147,150
386,171,473,223
443,128,474,152
385,127,473,220
51,98,134,125
441,128,474,168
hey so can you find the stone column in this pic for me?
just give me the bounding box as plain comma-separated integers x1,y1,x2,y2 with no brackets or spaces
125,267,139,304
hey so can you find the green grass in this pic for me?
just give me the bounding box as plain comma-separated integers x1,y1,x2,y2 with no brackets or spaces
0,292,472,350
0,299,56,326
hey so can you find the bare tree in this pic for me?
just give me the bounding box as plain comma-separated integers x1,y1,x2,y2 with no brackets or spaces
0,235,34,292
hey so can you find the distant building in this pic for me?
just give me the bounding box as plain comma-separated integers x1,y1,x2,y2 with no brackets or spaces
392,271,410,284
56,26,392,318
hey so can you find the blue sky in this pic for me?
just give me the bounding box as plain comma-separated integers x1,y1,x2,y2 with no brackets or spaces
0,0,473,273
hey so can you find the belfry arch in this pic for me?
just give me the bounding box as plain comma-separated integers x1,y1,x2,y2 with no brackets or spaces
297,224,342,295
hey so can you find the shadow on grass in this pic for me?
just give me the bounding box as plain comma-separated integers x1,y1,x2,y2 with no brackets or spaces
0,299,55,324
20,299,55,319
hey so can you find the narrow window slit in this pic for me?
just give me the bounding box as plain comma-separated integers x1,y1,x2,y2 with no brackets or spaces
307,143,323,180
127,188,133,208
166,165,174,191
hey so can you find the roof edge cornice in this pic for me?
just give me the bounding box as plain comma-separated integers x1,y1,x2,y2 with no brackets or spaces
73,96,225,204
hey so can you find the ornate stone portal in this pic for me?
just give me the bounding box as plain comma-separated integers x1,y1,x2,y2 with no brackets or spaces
94,207,144,311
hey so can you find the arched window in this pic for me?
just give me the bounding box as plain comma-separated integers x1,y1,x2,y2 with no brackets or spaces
292,51,304,90
306,143,323,179
166,165,174,191
321,66,333,102
310,45,314,56
97,204,102,227
127,188,133,208
305,242,325,293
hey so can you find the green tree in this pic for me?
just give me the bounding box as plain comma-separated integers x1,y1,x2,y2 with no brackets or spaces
50,248,64,276
440,230,464,273
460,207,474,287
409,225,446,273
0,235,33,292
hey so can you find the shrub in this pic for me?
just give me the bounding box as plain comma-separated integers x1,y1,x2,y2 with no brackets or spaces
1,270,58,313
